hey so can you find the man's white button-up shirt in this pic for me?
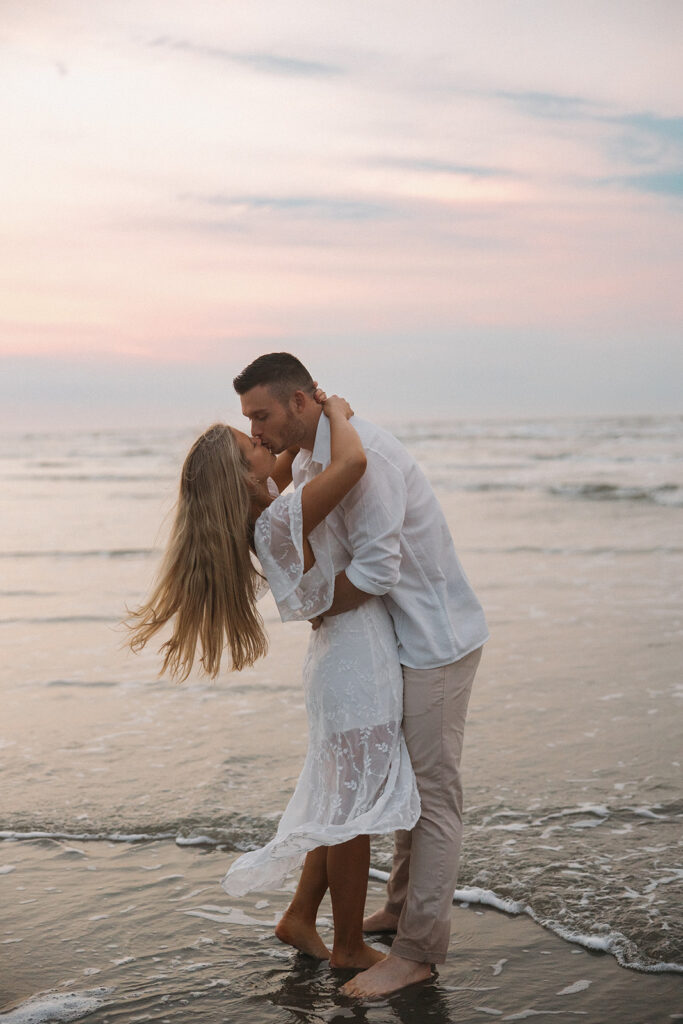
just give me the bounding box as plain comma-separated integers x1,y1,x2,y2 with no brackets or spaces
292,414,489,670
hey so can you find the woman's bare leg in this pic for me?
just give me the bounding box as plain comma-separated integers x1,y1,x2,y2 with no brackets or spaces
328,836,387,969
275,846,331,959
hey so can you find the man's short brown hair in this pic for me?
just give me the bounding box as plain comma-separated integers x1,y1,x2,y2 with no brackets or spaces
233,352,315,404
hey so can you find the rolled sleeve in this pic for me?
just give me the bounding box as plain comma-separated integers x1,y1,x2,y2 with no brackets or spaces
341,449,407,596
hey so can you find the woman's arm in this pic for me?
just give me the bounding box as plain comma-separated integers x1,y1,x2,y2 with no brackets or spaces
270,445,299,493
300,396,366,539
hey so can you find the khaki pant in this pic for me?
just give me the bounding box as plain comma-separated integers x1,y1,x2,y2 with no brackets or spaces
386,646,482,964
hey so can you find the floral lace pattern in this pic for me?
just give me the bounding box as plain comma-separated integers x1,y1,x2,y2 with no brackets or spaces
251,483,335,621
222,486,420,896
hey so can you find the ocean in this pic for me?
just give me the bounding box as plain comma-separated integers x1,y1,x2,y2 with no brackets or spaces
1,414,681,1022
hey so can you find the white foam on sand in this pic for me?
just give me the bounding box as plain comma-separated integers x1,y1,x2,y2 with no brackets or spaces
557,980,591,995
502,1012,589,1020
0,988,112,1023
175,835,217,847
367,869,683,973
182,904,278,927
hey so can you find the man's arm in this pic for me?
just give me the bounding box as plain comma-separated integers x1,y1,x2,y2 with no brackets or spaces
311,445,407,626
341,446,407,594
328,571,372,614
310,571,370,629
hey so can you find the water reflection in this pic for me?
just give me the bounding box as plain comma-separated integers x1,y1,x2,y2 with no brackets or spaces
260,955,458,1024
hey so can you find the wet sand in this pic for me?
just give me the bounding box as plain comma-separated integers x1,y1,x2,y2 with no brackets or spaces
1,839,681,1023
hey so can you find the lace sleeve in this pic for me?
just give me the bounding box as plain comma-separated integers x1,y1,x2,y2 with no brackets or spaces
254,485,335,622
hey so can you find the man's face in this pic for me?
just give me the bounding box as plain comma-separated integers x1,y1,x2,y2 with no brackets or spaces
239,384,306,454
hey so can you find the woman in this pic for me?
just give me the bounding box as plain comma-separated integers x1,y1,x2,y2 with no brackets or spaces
128,395,419,969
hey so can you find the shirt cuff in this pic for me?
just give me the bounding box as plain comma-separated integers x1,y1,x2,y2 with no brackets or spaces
344,561,392,597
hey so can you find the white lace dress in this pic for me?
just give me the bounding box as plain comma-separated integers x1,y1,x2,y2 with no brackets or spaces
221,484,420,896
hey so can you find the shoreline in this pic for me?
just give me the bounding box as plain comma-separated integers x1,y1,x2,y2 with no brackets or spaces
374,867,683,977
2,833,680,977
2,832,680,978
1,839,682,1023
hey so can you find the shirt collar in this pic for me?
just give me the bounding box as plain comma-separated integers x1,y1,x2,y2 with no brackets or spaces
310,412,331,468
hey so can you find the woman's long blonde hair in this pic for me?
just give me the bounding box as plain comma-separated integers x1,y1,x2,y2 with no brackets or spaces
126,424,268,679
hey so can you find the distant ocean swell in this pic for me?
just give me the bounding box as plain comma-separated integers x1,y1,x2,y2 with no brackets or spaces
548,482,683,506
468,544,683,556
431,479,683,506
6,472,176,483
0,548,158,559
13,476,682,505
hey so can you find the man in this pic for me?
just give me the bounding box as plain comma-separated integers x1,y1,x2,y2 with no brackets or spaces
233,352,488,997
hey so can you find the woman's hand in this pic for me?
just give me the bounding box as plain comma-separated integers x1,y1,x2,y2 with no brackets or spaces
322,394,354,420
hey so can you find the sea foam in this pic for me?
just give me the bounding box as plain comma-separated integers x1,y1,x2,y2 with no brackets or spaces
0,988,112,1024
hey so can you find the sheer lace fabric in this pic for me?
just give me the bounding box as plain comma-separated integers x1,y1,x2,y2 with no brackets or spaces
222,485,420,896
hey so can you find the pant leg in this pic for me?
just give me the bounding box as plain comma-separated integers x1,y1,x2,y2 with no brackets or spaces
384,828,411,916
390,646,482,965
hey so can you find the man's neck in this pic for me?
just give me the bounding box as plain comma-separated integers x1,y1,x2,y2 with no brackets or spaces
299,405,323,452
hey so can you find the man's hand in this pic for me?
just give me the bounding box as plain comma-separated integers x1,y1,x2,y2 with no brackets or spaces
309,615,324,631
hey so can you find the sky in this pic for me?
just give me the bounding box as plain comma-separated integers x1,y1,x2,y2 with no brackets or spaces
1,0,681,429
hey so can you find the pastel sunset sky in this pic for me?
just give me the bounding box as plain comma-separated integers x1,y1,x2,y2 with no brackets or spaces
1,0,681,428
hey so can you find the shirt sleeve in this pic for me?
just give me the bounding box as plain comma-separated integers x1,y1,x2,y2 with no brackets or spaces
341,448,407,596
254,486,336,622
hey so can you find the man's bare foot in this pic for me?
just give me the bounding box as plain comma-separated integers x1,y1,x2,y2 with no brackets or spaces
275,911,330,959
340,952,432,998
330,942,387,970
362,908,399,933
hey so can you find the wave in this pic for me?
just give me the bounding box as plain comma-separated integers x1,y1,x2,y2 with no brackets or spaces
0,815,276,851
395,413,683,445
45,679,120,688
549,482,683,506
0,590,58,597
469,544,683,556
428,478,683,506
0,987,113,1024
456,799,683,975
0,615,119,625
3,798,681,976
0,548,158,560
367,868,683,976
0,829,182,844
6,473,175,483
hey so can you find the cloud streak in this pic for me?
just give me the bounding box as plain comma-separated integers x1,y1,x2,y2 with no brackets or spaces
150,37,344,78
180,193,393,222
497,90,598,121
374,157,519,180
604,172,683,198
496,89,683,198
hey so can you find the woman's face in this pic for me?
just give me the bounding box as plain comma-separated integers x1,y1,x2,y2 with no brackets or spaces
232,428,277,481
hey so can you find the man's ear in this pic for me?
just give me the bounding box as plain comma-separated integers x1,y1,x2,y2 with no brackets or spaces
291,389,308,412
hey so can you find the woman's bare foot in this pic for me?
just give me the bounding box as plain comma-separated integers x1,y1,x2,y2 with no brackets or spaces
330,942,387,970
362,908,399,933
341,952,432,997
275,911,330,959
